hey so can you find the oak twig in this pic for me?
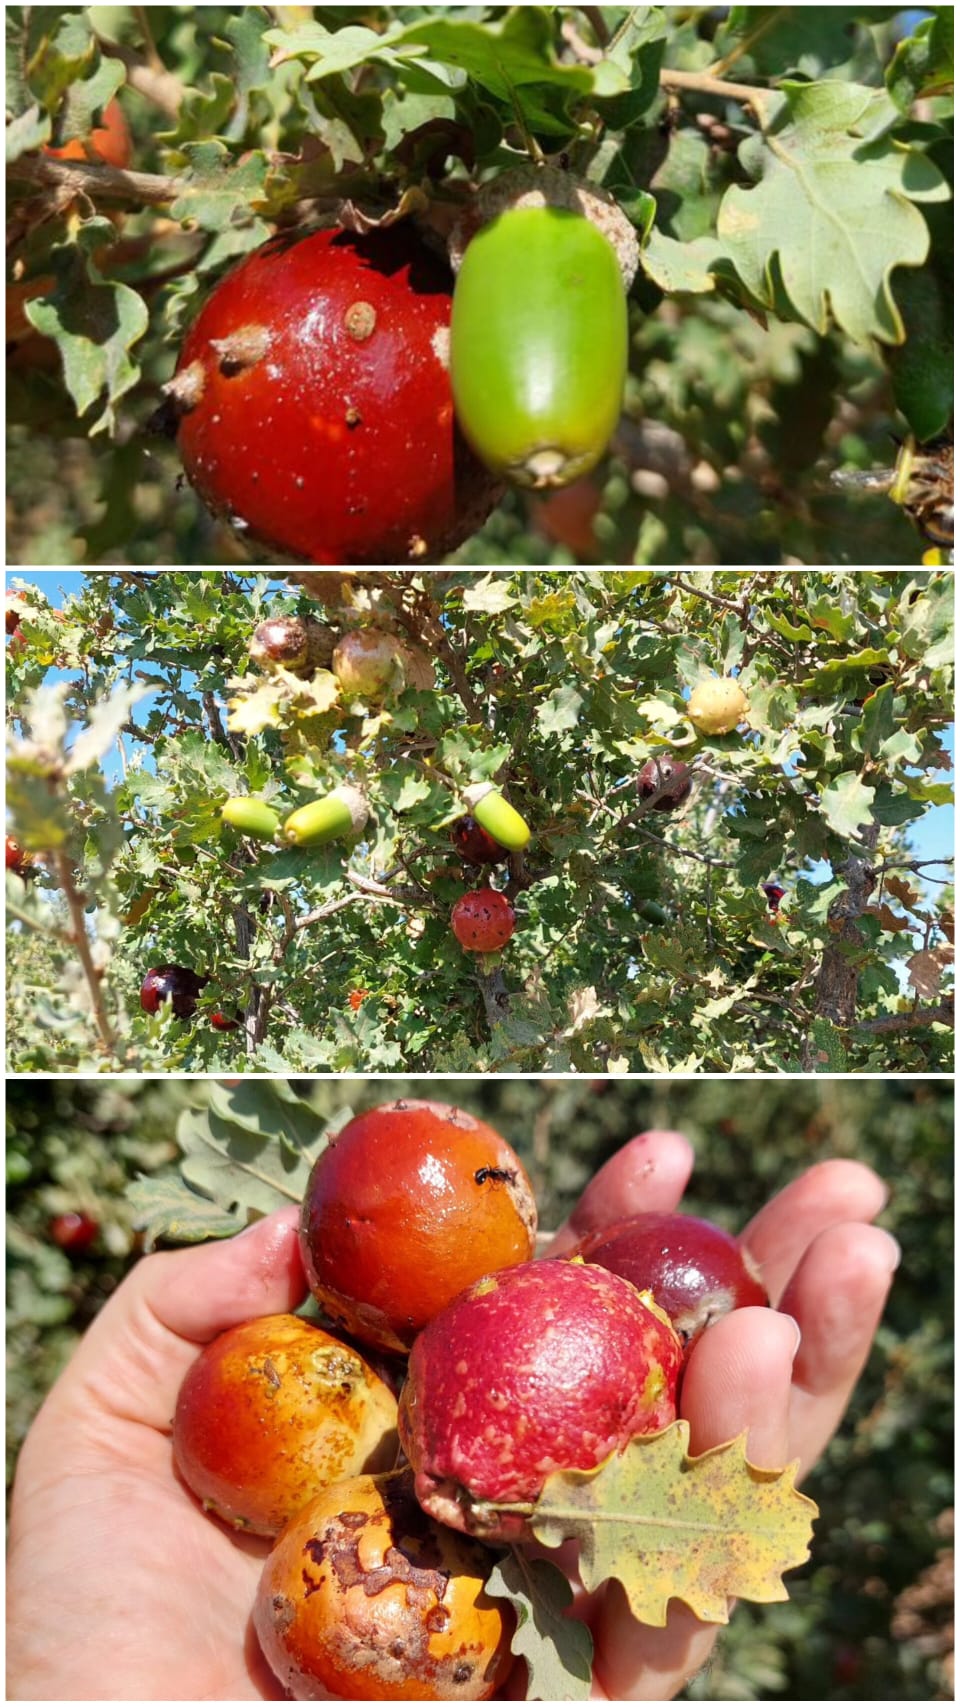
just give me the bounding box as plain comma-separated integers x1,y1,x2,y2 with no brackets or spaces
52,850,117,1054
9,152,180,205
856,1001,953,1037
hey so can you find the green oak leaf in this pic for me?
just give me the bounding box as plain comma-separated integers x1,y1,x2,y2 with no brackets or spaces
717,81,950,344
486,1553,593,1701
819,771,876,837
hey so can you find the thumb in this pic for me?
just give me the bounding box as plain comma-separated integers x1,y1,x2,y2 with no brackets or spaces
38,1208,307,1436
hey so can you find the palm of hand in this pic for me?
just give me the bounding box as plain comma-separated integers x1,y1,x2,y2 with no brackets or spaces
11,1379,281,1699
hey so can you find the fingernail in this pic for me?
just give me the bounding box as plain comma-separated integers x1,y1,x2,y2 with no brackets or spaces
781,1313,802,1358
877,1229,902,1272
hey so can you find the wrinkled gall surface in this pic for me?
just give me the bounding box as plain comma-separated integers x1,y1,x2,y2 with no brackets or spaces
399,1258,683,1540
175,227,499,565
573,1212,768,1348
254,1470,513,1701
172,1314,398,1535
300,1100,537,1354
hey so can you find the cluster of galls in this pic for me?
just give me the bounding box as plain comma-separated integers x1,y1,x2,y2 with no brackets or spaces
448,812,517,954
233,613,532,958
446,784,531,954
172,1098,768,1700
249,611,436,698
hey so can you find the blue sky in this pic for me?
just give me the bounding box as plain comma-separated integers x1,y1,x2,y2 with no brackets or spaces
7,568,954,885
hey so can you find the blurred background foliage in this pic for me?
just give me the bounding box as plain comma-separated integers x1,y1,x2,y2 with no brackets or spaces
6,1073,952,1699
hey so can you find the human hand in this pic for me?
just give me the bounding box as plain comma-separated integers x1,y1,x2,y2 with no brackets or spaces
541,1130,899,1701
6,1132,897,1702
7,1211,305,1701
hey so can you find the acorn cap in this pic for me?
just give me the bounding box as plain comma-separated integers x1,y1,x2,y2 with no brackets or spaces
333,785,370,835
462,782,497,811
449,165,640,292
282,786,369,847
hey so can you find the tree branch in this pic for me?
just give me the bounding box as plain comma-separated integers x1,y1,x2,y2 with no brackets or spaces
621,825,739,871
402,585,487,724
856,1001,953,1036
669,573,744,613
802,833,881,1066
51,850,117,1055
475,965,512,1027
97,40,185,116
8,152,181,206
659,68,772,109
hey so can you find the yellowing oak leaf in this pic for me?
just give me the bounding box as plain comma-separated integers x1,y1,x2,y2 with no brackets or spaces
227,681,285,736
528,1421,817,1628
296,668,340,714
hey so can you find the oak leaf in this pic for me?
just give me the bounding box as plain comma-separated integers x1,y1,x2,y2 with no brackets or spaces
528,1422,817,1628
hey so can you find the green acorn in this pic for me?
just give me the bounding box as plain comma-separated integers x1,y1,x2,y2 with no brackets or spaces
637,899,669,926
220,797,281,841
282,786,369,848
449,169,638,491
462,783,531,852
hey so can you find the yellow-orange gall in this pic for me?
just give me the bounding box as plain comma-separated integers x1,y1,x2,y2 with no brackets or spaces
172,1314,398,1536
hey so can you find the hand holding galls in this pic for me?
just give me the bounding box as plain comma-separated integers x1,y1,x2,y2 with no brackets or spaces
7,1127,898,1702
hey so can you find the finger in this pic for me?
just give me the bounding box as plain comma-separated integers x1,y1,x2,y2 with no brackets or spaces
591,1308,798,1700
680,1305,799,1460
144,1206,306,1343
739,1160,888,1303
41,1208,306,1433
780,1222,900,1479
547,1131,695,1256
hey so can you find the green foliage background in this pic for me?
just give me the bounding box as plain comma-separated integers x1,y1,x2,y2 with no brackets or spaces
5,569,954,1075
6,5,953,566
6,1073,953,1700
